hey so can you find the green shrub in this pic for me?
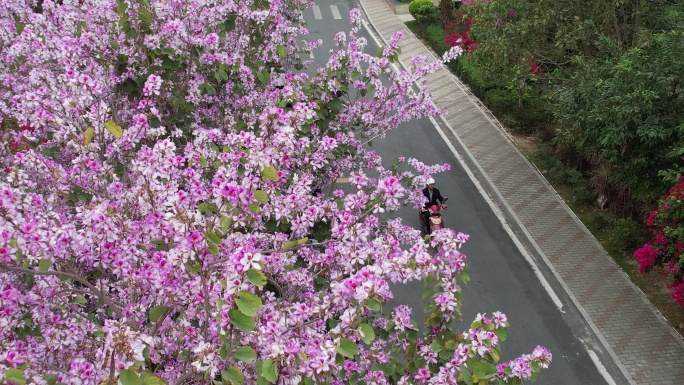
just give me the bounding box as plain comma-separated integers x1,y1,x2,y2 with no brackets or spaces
608,217,648,252
481,88,554,136
483,88,517,112
585,210,613,231
409,0,432,15
409,0,437,25
425,24,449,55
449,56,488,98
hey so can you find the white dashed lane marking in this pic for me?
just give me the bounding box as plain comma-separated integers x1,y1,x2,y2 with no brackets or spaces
312,5,322,19
330,5,342,19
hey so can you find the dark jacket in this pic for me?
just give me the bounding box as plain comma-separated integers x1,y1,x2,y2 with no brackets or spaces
422,186,445,208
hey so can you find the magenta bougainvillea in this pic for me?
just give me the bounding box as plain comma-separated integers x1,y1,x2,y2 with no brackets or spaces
444,13,479,53
635,176,684,305
0,1,550,384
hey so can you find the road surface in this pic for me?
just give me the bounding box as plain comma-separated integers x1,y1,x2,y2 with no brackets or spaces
300,1,622,383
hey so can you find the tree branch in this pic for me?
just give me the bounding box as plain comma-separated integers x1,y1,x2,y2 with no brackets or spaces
0,265,138,331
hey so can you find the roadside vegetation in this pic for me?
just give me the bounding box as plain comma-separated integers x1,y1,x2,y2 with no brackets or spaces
407,0,684,332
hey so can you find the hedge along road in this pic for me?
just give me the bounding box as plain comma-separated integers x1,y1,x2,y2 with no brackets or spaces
302,0,623,383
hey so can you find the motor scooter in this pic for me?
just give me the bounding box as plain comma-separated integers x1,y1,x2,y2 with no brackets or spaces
419,197,448,236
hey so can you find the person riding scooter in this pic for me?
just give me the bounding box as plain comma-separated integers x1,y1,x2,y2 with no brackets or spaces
421,177,447,234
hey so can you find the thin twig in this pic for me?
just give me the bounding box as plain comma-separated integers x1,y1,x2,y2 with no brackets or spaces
208,240,331,266
0,265,138,331
174,368,195,385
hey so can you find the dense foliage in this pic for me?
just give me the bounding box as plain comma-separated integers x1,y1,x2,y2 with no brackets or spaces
456,0,684,209
0,0,551,384
555,31,684,203
412,0,684,305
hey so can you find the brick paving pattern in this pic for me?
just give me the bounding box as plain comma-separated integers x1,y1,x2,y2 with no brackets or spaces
358,1,684,384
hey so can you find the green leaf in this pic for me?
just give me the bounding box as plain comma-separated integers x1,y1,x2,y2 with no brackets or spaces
222,366,245,385
199,156,208,167
261,359,278,383
329,98,342,113
229,309,255,332
246,269,267,287
73,296,87,304
364,298,381,311
422,286,434,300
493,327,507,342
149,305,169,322
186,262,200,275
460,364,473,385
220,345,229,360
38,146,60,163
248,202,260,213
83,127,95,145
530,360,540,372
43,374,58,385
220,215,233,233
465,359,487,378
254,190,268,204
104,120,123,139
5,369,25,385
336,338,358,358
283,240,298,251
206,231,222,245
235,346,257,363
199,82,216,95
141,374,165,385
208,243,220,255
119,369,142,385
235,290,262,316
359,323,375,344
490,347,501,362
261,166,279,181
277,45,287,58
117,0,128,15
39,258,52,272
256,70,270,85
138,7,153,28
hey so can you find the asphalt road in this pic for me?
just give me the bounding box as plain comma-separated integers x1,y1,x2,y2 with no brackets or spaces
301,1,616,384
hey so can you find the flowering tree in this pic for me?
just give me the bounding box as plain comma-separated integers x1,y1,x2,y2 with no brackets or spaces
0,1,550,384
635,176,684,306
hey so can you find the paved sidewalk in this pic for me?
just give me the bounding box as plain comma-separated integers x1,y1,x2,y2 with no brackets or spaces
358,1,684,384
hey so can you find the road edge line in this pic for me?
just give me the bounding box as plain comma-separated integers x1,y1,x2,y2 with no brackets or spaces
358,8,633,385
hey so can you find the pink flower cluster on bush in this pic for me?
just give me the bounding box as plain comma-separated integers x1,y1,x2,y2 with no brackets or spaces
635,176,684,305
444,13,479,53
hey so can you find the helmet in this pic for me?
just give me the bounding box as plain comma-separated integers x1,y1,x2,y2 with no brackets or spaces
426,177,435,185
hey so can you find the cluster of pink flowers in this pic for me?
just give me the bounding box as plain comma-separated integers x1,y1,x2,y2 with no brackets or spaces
0,0,550,384
496,346,553,381
635,176,684,305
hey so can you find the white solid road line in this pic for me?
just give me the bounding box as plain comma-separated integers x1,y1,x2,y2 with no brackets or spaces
428,115,566,312
359,13,624,385
589,350,618,385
